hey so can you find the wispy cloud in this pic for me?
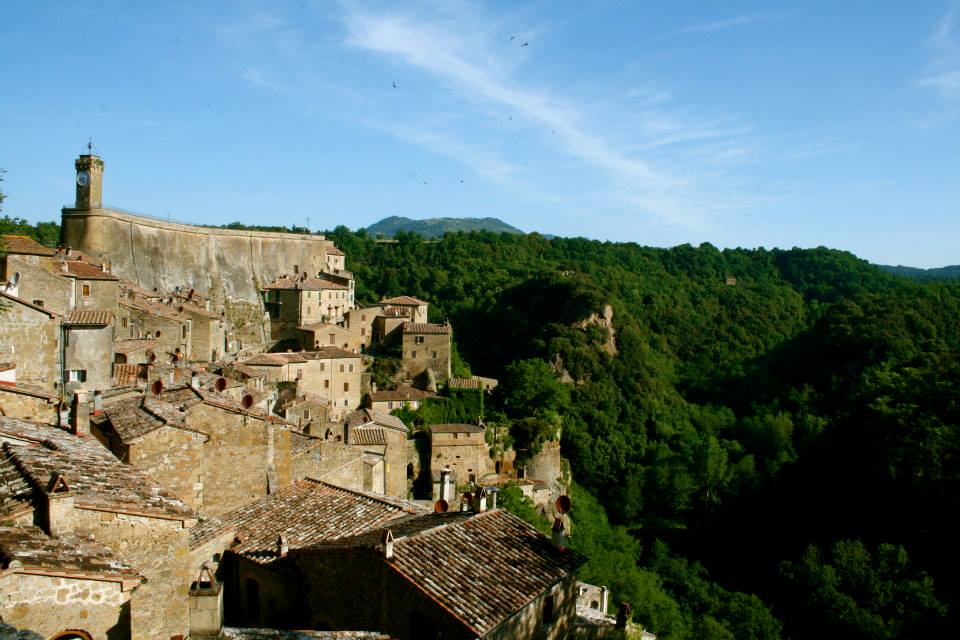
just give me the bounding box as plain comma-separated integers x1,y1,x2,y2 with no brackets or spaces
342,10,717,226
918,3,960,98
653,13,786,41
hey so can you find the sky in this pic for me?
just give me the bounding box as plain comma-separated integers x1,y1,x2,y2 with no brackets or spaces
1,1,958,268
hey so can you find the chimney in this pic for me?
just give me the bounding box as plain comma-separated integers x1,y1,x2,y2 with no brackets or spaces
277,534,289,558
600,586,609,614
60,261,68,273
488,487,498,510
42,473,75,536
475,487,488,512
616,603,632,630
381,529,394,560
551,517,565,549
440,467,453,502
92,390,103,415
190,371,200,391
70,391,89,436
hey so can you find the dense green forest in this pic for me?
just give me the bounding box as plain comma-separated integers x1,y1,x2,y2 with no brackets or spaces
5,207,958,637
877,263,960,280
365,215,524,238
323,227,959,640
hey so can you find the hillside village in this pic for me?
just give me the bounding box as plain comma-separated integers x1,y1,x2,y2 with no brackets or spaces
0,154,642,639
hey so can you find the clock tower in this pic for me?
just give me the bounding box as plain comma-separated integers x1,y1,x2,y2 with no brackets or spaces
74,151,104,210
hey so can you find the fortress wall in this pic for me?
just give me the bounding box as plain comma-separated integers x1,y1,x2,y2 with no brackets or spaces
61,208,330,305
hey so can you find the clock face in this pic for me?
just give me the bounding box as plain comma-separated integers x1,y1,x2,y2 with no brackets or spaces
77,171,89,187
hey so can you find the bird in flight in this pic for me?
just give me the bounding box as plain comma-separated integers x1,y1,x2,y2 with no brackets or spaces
522,42,529,47
392,82,398,88
510,35,516,41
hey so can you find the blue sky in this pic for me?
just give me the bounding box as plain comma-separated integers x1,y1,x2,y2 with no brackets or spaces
1,1,958,267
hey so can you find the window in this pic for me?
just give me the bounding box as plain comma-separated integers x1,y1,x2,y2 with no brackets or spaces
293,264,299,274
320,362,325,372
121,317,128,328
81,284,90,297
67,370,87,383
349,364,354,373
324,379,329,389
411,350,417,358
303,409,311,420
343,382,349,392
32,299,44,307
543,594,556,625
339,364,344,373
329,333,336,345
181,325,187,339
415,335,425,344
361,328,366,336
361,314,366,321
432,351,437,359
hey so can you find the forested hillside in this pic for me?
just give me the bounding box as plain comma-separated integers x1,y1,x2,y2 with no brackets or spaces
327,227,960,640
365,215,524,238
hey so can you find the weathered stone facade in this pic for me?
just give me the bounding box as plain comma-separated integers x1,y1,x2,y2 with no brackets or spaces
0,384,58,422
430,424,491,486
401,323,451,386
0,293,60,390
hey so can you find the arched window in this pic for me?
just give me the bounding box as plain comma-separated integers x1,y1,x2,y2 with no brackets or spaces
50,631,93,640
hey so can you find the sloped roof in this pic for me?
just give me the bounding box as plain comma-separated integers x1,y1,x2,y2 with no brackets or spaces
0,291,59,318
114,338,158,355
346,409,408,433
350,427,386,446
303,509,586,636
325,245,345,256
430,423,485,434
65,309,113,326
60,260,119,281
0,525,143,586
369,385,435,403
380,295,428,306
263,275,348,291
111,363,143,387
188,479,426,565
0,416,195,521
0,235,56,256
91,396,207,444
306,346,360,360
402,322,450,335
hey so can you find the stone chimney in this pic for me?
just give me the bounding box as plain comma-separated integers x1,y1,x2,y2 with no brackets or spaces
277,534,289,558
488,487,498,510
92,390,103,415
382,529,394,560
189,564,223,636
42,473,75,537
439,467,453,502
70,391,89,436
190,371,200,391
600,586,609,614
474,487,488,512
551,517,566,549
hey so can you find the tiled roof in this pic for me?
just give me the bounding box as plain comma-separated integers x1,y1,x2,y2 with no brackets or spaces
326,245,345,256
299,322,346,332
229,363,263,378
61,260,119,281
0,382,57,401
290,431,322,456
120,295,187,322
188,479,426,565
306,346,360,360
0,235,56,256
350,427,386,446
313,510,585,636
346,409,408,433
0,525,143,585
242,352,309,366
402,322,450,335
114,338,158,355
111,363,143,387
91,396,207,444
380,307,409,318
369,385,435,403
381,295,427,306
430,423,485,434
65,309,113,326
0,449,33,518
263,275,348,291
0,416,195,521
447,377,497,390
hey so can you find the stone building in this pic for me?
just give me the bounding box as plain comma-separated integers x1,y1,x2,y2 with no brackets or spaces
283,393,330,433
263,274,353,341
0,414,198,639
345,409,409,498
119,290,193,361
0,382,58,422
0,235,70,314
63,309,114,391
368,384,435,413
299,321,352,352
0,292,60,391
297,348,363,419
344,305,383,352
401,322,451,386
295,508,586,640
430,423,491,486
379,296,429,323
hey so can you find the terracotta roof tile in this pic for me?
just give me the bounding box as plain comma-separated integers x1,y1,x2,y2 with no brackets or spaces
306,346,360,360
0,416,195,521
263,275,348,291
188,479,427,565
0,525,143,584
0,235,56,256
111,363,144,387
346,409,408,433
430,423,485,434
369,385,435,403
350,427,386,446
402,322,450,335
114,338,158,355
61,260,119,281
66,309,113,326
380,295,428,306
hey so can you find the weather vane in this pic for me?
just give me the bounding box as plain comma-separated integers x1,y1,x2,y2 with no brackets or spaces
87,138,93,154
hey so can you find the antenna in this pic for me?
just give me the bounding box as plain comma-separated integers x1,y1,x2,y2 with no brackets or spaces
9,272,20,287
87,138,93,154
215,377,227,392
434,499,449,513
241,394,254,410
555,495,572,514
151,379,163,396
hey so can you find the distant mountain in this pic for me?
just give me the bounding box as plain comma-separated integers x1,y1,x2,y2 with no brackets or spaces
876,264,960,280
365,216,524,239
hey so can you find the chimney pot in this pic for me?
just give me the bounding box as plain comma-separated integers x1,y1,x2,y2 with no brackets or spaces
277,534,289,558
190,371,200,390
92,390,103,415
551,517,565,549
382,529,394,559
70,391,90,436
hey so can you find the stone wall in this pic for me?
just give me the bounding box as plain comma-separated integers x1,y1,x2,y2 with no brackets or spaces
0,572,131,639
0,299,59,390
291,439,365,491
485,576,579,640
129,427,207,514
60,207,331,311
190,403,292,517
432,431,492,485
72,507,193,640
402,331,451,385
0,386,58,422
2,254,72,315
64,324,113,391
